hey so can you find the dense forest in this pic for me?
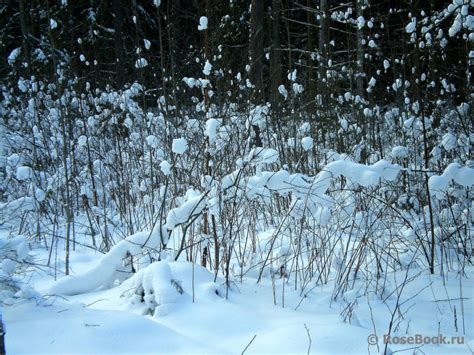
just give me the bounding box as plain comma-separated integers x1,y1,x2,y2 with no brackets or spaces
0,0,473,354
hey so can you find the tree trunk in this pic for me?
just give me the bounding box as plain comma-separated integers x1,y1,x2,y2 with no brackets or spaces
113,0,125,88
19,0,31,75
270,0,282,105
250,0,264,101
318,0,329,106
355,0,364,97
306,0,316,102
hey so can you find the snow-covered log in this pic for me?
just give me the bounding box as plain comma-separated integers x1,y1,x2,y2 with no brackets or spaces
48,225,168,296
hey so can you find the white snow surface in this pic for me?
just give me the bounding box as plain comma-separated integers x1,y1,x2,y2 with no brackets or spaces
6,254,473,354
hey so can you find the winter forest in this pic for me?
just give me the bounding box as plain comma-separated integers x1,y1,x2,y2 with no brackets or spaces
0,0,473,354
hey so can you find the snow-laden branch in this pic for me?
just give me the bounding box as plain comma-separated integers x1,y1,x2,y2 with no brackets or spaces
48,225,167,296
428,163,474,199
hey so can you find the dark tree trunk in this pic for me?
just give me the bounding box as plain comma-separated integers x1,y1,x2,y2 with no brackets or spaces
113,0,125,88
355,0,364,97
250,0,265,101
270,0,282,105
318,0,329,106
19,0,31,75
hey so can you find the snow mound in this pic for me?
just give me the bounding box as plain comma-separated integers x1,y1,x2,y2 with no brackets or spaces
48,225,168,296
128,262,181,317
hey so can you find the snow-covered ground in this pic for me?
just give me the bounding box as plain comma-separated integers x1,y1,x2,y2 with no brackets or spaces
3,230,473,355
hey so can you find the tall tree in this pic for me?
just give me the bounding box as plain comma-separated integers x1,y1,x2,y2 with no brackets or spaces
270,0,283,105
113,0,125,87
250,0,265,101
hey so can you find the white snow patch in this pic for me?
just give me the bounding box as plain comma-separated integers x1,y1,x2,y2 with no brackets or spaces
198,16,208,31
50,19,58,29
203,60,212,76
135,58,148,69
172,138,188,155
301,137,313,151
247,148,279,165
429,163,474,199
160,160,171,176
441,132,457,151
8,48,21,66
16,166,33,180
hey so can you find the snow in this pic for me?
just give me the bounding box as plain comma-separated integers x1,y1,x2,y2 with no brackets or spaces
198,16,208,31
34,188,46,202
144,39,151,50
288,69,297,81
247,105,268,129
278,84,288,99
172,138,188,154
449,14,462,37
441,132,457,150
166,191,207,230
0,197,36,213
203,60,212,76
129,261,179,317
6,257,472,355
301,137,313,151
391,145,409,158
406,19,416,33
4,301,209,354
47,225,167,296
247,148,279,165
7,48,21,66
15,240,29,261
1,3,473,354
292,83,304,95
16,166,33,180
50,19,58,29
205,118,222,143
363,107,373,117
429,163,474,199
145,134,159,148
160,160,171,176
78,135,87,147
315,159,401,190
135,58,148,69
1,259,16,275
